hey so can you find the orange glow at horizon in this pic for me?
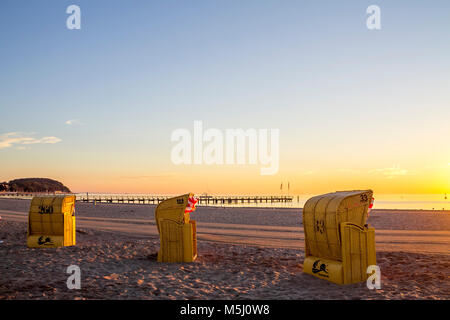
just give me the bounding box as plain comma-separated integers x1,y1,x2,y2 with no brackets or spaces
31,163,448,196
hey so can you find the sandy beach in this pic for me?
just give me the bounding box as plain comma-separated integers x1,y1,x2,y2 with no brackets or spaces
0,198,449,300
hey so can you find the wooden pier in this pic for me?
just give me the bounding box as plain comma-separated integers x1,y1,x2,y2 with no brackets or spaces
77,195,294,206
0,192,294,206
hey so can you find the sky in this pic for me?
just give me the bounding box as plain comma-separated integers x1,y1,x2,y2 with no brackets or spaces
0,0,449,195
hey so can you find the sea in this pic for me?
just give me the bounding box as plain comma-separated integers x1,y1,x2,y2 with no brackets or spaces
70,193,449,210
1,192,448,210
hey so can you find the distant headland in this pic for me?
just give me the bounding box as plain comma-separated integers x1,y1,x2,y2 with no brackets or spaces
0,178,71,193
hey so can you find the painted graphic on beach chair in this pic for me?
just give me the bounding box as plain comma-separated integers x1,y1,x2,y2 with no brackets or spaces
27,195,76,248
302,190,377,284
155,193,198,262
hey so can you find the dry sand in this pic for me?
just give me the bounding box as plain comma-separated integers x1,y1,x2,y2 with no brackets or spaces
0,198,449,300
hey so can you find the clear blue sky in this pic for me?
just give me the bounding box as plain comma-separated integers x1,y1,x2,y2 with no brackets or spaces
1,1,449,194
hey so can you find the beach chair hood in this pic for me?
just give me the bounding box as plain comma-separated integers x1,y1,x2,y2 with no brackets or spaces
27,195,76,248
302,190,376,284
155,193,198,262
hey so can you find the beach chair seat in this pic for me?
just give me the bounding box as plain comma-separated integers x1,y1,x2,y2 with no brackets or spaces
302,190,376,284
27,195,76,248
155,193,198,263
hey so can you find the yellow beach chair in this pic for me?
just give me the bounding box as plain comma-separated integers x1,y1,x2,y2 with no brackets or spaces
155,193,198,263
27,195,76,248
302,190,376,284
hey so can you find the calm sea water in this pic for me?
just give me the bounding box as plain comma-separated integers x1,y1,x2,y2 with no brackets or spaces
1,192,447,210
71,193,449,210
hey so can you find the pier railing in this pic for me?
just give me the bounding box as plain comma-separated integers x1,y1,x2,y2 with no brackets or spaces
78,195,294,206
0,192,294,206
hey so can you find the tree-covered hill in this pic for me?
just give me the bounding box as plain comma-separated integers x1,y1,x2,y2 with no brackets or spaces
0,178,71,193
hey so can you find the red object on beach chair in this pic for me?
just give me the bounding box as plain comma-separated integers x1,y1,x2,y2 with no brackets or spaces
367,197,375,217
185,196,198,214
